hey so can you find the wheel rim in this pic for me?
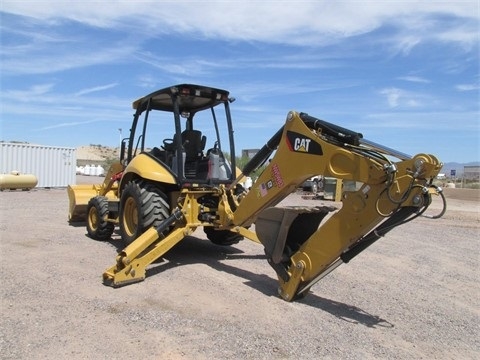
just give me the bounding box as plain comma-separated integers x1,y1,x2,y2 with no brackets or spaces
123,196,138,237
88,206,99,231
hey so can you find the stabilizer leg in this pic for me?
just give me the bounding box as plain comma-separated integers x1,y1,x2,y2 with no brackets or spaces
103,209,190,287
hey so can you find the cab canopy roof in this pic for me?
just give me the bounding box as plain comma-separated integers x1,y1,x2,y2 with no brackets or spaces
132,84,230,114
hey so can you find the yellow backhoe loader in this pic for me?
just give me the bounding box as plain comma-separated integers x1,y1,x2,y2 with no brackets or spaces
68,84,446,302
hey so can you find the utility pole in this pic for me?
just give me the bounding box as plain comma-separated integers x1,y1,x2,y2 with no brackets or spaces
118,128,122,156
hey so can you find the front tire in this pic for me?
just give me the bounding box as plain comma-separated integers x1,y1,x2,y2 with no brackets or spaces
119,180,170,245
86,196,114,240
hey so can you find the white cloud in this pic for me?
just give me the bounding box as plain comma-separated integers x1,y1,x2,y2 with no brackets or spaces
380,88,402,108
455,84,480,92
391,36,422,56
363,111,479,131
433,22,479,51
2,40,138,75
74,83,119,97
379,87,424,108
136,75,159,89
134,52,213,76
2,1,477,79
39,119,101,130
2,83,130,122
398,76,430,84
4,83,55,98
2,1,478,47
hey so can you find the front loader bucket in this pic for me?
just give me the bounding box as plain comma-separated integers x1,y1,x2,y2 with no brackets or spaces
67,184,118,222
68,162,123,222
67,184,102,222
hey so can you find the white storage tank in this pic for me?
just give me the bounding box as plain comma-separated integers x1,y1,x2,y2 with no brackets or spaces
96,165,105,176
0,143,76,187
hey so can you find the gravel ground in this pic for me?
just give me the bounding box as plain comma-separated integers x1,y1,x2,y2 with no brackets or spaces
0,179,479,359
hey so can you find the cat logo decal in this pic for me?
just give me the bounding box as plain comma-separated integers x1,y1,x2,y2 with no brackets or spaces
286,131,323,155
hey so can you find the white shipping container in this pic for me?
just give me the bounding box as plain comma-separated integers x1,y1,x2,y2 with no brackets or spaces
0,143,76,187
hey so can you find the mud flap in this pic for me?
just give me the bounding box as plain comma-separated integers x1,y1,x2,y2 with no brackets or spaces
255,206,336,279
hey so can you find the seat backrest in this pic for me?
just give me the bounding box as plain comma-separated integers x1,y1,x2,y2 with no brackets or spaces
181,130,206,158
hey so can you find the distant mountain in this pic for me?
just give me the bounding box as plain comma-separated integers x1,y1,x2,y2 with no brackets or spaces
440,162,479,176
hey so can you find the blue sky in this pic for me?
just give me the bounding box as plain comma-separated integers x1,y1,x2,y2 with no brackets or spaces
1,1,479,163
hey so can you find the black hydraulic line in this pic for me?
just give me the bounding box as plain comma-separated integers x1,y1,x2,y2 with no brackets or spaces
340,207,417,263
224,101,237,181
172,95,186,180
299,113,363,146
422,185,447,219
155,208,184,237
242,126,284,176
210,107,222,150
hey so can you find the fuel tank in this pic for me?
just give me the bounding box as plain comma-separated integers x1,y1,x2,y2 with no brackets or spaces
0,171,38,190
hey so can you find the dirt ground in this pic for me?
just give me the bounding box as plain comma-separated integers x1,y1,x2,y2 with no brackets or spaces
0,178,479,359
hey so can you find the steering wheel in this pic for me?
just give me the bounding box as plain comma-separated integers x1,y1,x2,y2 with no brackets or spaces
162,138,175,151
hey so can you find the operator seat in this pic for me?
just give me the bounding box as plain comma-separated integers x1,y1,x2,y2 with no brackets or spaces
181,130,207,179
181,130,206,159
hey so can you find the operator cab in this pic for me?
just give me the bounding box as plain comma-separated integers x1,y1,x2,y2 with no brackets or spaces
123,84,237,186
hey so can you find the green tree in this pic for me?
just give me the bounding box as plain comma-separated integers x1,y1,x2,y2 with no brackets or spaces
235,155,268,181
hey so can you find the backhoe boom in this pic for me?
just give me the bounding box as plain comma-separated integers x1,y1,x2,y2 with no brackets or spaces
231,111,443,300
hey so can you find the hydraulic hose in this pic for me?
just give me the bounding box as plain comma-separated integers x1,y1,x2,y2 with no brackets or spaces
422,185,447,219
299,113,363,146
241,126,284,176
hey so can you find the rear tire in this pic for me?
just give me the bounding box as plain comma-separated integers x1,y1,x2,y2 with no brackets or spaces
119,180,170,245
204,228,243,246
86,196,114,240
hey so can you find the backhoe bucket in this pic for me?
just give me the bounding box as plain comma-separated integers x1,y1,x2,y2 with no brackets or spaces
255,206,336,264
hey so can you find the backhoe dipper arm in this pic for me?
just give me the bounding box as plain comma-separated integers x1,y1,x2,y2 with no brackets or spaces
232,111,443,301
